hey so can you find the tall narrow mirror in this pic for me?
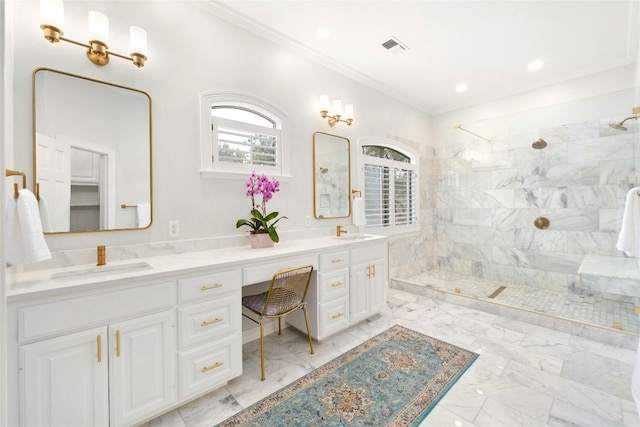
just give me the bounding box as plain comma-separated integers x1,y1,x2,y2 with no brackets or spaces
313,132,350,219
33,68,152,233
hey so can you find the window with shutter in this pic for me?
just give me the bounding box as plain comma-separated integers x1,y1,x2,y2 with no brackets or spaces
200,92,289,178
359,140,419,234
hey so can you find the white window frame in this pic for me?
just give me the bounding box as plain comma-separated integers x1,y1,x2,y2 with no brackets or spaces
200,91,290,179
357,137,419,236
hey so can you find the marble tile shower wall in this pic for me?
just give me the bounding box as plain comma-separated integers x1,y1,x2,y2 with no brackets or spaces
432,118,639,294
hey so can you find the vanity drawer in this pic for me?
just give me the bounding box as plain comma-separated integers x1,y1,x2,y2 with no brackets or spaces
319,250,349,272
243,255,318,285
350,243,387,265
318,269,349,303
18,281,175,343
178,295,240,349
319,296,350,336
178,336,242,399
178,269,241,304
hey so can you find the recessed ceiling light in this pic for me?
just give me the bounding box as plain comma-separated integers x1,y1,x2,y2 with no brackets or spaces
455,83,468,93
315,28,331,39
528,59,544,71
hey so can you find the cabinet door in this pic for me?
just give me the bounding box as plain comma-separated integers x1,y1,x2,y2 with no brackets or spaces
109,311,176,427
349,262,370,324
20,327,109,427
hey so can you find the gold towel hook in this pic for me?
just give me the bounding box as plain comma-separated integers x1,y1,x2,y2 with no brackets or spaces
5,169,27,198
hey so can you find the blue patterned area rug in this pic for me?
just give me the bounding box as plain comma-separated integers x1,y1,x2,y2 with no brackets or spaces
216,325,478,426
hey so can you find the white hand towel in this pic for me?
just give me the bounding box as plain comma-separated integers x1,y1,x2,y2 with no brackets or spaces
136,203,151,228
617,187,640,257
352,197,367,227
5,189,51,266
38,194,53,233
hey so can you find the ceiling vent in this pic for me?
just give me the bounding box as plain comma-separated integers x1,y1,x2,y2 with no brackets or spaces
381,36,409,54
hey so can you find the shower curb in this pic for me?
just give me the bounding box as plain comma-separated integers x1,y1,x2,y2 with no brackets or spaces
391,277,639,350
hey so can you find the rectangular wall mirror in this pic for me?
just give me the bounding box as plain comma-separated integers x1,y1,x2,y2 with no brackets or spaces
33,68,152,233
313,132,350,219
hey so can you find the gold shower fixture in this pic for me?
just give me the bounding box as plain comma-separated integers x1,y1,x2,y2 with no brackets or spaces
39,0,148,68
454,124,491,142
319,95,354,126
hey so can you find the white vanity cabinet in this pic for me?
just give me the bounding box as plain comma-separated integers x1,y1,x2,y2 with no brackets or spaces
176,269,242,399
289,249,351,340
12,281,177,427
349,243,386,324
288,241,387,340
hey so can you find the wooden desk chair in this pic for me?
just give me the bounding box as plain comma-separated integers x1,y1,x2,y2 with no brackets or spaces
241,265,315,381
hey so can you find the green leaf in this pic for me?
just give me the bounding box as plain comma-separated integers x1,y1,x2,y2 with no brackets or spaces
267,227,279,243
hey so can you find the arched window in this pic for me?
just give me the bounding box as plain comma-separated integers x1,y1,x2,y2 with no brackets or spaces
200,92,289,178
358,138,419,234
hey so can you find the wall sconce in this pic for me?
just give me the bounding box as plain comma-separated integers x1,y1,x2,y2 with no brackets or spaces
319,95,354,126
39,0,148,68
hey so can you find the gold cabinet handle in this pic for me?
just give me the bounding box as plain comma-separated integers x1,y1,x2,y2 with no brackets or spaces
115,330,121,357
97,335,102,363
372,264,376,277
201,317,223,327
367,265,372,278
331,258,344,263
201,361,223,373
332,312,344,320
201,283,223,291
331,281,343,288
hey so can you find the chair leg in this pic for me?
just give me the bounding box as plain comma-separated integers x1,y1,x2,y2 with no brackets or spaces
278,317,282,335
260,321,266,381
301,306,314,355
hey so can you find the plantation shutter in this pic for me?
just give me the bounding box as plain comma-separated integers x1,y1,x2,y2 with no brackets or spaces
394,167,417,226
364,164,390,227
363,162,417,229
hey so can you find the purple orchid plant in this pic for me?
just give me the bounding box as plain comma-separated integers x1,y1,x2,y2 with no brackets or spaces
236,171,287,243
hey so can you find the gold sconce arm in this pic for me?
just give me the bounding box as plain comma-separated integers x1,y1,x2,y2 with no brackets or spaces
41,30,148,68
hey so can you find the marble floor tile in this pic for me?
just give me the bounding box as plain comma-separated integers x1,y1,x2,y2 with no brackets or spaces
143,288,640,427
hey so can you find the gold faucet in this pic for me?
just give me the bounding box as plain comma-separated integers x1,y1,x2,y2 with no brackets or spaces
336,225,348,237
97,245,106,266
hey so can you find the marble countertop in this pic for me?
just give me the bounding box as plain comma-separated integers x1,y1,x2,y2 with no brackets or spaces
8,234,388,299
577,254,640,280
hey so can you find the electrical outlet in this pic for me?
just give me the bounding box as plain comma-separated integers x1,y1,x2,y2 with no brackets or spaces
168,220,180,238
305,215,311,227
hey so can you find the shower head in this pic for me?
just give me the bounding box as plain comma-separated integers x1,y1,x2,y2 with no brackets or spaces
609,115,637,131
531,138,547,149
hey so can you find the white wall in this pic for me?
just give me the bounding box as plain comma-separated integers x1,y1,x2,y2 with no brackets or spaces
9,1,430,252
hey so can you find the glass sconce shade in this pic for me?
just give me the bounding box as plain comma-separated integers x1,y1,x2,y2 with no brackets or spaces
40,0,64,28
88,10,109,43
129,26,148,56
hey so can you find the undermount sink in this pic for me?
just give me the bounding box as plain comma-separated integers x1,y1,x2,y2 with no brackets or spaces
335,234,373,240
49,261,152,282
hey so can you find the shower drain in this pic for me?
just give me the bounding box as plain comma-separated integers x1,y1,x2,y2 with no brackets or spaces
488,286,507,299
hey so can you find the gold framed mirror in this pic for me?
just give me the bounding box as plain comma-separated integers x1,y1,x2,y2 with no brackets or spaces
33,68,152,233
313,132,350,219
